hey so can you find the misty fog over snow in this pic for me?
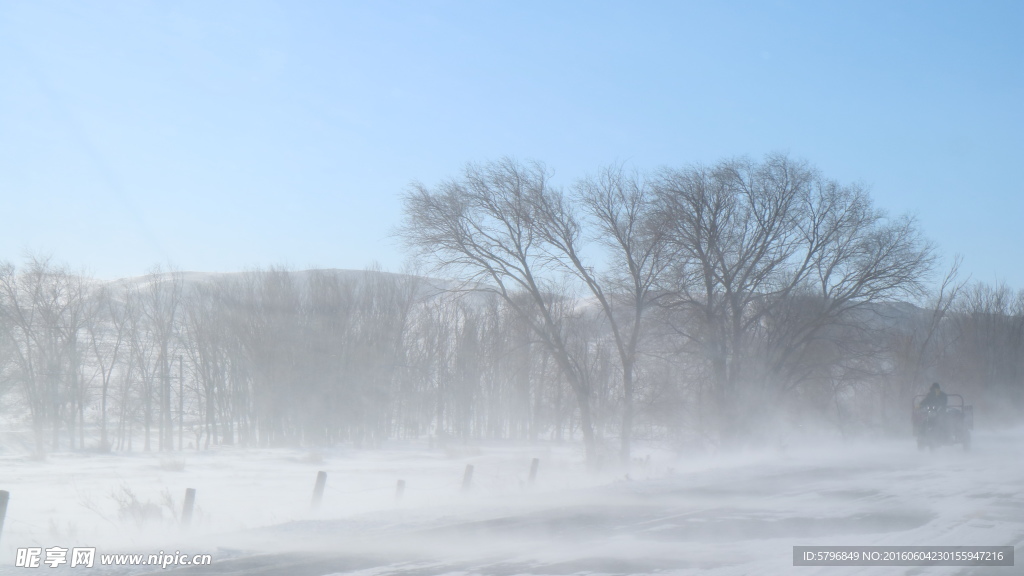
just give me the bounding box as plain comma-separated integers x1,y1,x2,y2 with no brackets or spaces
1,1,1022,575
0,428,1021,576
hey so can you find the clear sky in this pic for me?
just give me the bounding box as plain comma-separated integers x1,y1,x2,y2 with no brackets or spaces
1,0,1021,288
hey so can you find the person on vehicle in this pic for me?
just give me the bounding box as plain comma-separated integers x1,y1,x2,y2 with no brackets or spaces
919,382,948,410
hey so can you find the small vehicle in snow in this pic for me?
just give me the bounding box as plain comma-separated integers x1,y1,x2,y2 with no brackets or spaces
912,393,972,451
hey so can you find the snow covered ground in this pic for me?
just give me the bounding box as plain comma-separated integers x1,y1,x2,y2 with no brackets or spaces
0,429,1021,575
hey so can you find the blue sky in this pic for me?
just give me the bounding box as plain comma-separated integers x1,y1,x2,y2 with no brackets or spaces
1,0,1021,288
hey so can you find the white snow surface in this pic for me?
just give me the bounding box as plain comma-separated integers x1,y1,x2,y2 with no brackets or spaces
0,430,1021,575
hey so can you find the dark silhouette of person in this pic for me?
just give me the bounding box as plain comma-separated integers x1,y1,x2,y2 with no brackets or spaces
920,382,948,410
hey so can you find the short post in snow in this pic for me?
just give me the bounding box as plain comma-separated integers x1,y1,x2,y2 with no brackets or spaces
461,464,474,493
396,479,406,501
311,469,327,508
311,471,327,509
181,488,196,528
0,490,9,544
528,458,540,485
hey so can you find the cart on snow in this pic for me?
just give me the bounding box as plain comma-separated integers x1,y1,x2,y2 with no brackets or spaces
912,393,973,451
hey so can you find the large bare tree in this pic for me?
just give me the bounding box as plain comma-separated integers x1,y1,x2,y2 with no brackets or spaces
399,158,602,465
652,154,935,442
531,165,669,462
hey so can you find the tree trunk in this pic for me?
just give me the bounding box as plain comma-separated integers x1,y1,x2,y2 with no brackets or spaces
620,359,634,463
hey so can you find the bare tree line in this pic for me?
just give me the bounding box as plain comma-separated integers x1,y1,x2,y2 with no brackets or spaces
0,155,1021,462
399,154,1020,463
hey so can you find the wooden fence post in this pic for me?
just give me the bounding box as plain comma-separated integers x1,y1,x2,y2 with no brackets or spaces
181,488,196,528
461,464,474,493
311,471,327,509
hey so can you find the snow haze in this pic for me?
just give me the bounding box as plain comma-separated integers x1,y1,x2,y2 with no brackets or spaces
1,2,1023,574
0,430,1021,575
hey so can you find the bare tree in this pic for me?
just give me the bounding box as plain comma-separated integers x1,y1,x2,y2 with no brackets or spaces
182,280,231,448
139,267,183,451
872,257,966,431
946,282,1024,421
0,255,93,453
652,154,935,442
531,165,669,462
400,158,601,465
